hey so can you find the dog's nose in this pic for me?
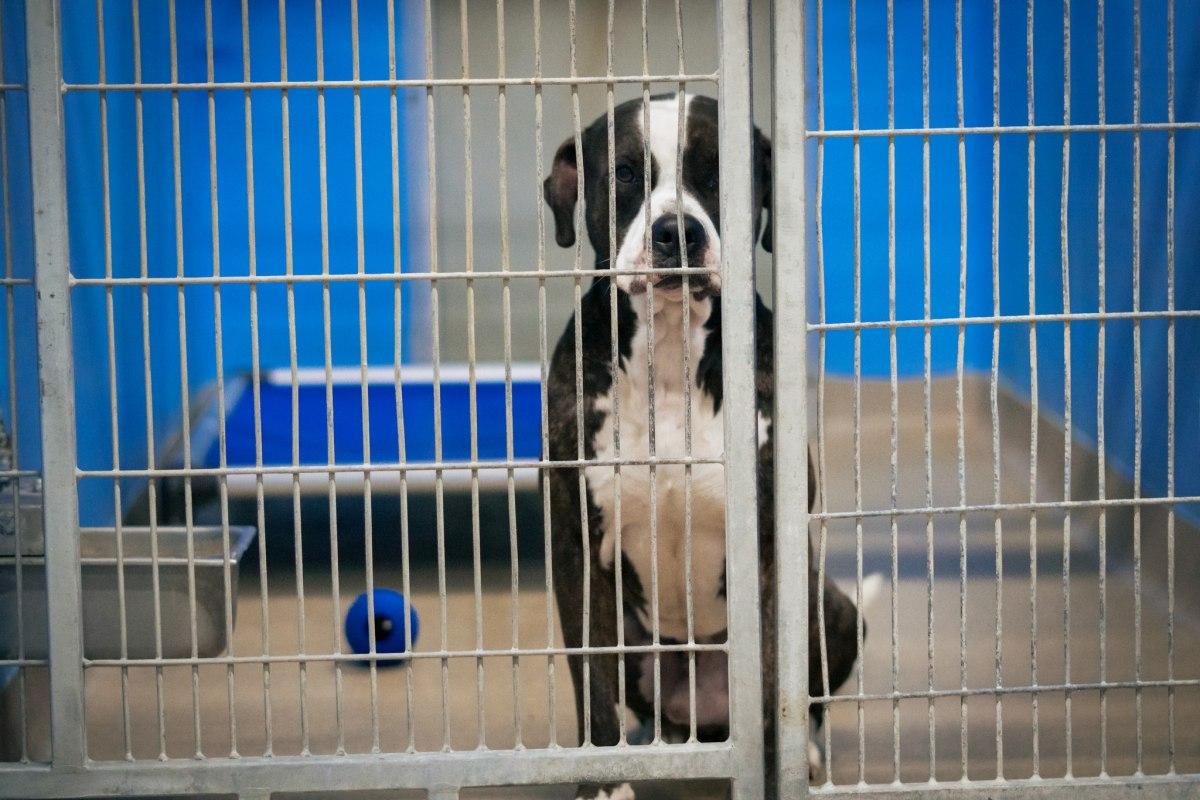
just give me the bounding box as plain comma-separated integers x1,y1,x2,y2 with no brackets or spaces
650,215,707,261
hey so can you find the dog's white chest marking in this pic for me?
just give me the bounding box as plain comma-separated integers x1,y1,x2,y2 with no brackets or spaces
585,296,729,641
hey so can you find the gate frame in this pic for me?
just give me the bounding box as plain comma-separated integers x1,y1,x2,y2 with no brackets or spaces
0,0,767,797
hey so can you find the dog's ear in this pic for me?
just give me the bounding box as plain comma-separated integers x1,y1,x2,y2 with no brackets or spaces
543,137,580,248
755,128,773,252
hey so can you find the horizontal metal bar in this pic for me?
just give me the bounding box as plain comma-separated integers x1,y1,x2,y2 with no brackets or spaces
70,266,719,287
0,745,738,799
814,677,1200,705
63,73,718,92
77,454,722,479
0,277,33,286
813,495,1200,521
810,120,1200,139
0,659,49,667
810,308,1200,331
0,83,22,92
83,640,729,669
810,774,1200,799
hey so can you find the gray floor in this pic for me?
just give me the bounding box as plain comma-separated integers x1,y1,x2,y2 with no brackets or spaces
4,377,1198,797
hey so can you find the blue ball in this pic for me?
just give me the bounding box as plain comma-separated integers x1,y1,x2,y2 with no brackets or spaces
344,589,419,661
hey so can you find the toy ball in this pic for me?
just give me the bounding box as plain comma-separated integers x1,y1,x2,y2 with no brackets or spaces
344,589,419,662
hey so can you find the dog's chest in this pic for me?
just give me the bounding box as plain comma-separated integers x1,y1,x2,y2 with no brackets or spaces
584,302,728,641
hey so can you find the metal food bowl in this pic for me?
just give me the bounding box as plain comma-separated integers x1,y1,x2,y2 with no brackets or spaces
0,525,256,660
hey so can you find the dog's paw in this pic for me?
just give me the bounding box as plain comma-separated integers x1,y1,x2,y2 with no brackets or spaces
576,782,635,800
807,739,824,783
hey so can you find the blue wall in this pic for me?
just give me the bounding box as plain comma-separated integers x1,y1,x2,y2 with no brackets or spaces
58,0,427,524
814,0,1199,522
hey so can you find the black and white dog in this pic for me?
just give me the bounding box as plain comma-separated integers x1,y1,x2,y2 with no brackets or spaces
542,94,866,800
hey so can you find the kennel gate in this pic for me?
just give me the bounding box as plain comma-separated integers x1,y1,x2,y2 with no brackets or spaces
2,0,1200,798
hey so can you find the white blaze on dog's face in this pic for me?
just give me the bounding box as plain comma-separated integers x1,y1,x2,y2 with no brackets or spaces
612,95,721,296
542,93,772,296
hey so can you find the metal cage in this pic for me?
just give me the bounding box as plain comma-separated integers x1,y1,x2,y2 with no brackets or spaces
1,0,1198,798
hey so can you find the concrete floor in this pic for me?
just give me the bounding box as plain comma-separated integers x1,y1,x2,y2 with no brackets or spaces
4,377,1198,797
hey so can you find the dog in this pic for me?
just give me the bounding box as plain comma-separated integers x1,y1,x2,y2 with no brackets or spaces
542,93,866,800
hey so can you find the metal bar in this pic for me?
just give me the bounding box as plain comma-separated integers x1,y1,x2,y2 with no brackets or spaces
61,74,719,92
849,0,866,780
0,745,742,799
25,0,86,768
991,0,1004,777
94,0,133,760
240,0,274,756
1059,0,1073,778
1096,0,1108,773
808,121,1200,138
276,0,312,754
771,0,809,791
386,0,418,754
954,0,970,780
531,0,559,747
718,0,764,796
921,0,935,779
312,0,347,754
494,0,524,751
811,678,1200,705
348,0,382,754
805,309,1200,331
69,266,725,286
1165,0,1177,774
1025,0,1040,776
887,0,901,781
807,775,1200,800
1131,0,1145,774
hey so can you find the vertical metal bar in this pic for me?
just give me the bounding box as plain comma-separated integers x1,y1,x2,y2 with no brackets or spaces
921,0,936,779
94,0,132,760
312,0,347,755
990,0,1005,778
348,0,382,754
1059,0,1073,778
166,0,202,757
848,0,866,783
1128,0,1147,777
385,0,418,754
1165,0,1177,774
1024,0,1040,777
277,0,312,755
954,0,970,781
886,0,901,782
25,0,86,768
772,0,809,792
531,0,558,748
1095,0,1108,775
814,0,834,777
457,0,487,750
494,0,524,752
718,1,765,797
241,0,274,757
637,0,663,743
421,0,452,750
673,0,696,744
131,0,169,762
1130,0,1144,774
201,0,239,757
603,0,628,747
567,0,594,745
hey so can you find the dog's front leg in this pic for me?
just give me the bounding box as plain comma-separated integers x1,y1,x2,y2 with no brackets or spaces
548,469,633,800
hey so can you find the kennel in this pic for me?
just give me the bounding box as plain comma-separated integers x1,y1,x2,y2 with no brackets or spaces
1,0,1198,798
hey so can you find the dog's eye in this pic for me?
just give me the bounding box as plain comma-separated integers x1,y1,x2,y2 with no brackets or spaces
615,164,635,183
705,175,719,191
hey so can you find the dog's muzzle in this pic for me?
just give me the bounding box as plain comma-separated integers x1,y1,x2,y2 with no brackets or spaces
646,213,712,293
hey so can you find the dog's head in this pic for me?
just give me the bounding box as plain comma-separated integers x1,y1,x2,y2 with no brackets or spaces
543,94,772,299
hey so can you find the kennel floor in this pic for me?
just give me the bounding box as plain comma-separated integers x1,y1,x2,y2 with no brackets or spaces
8,378,1197,797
